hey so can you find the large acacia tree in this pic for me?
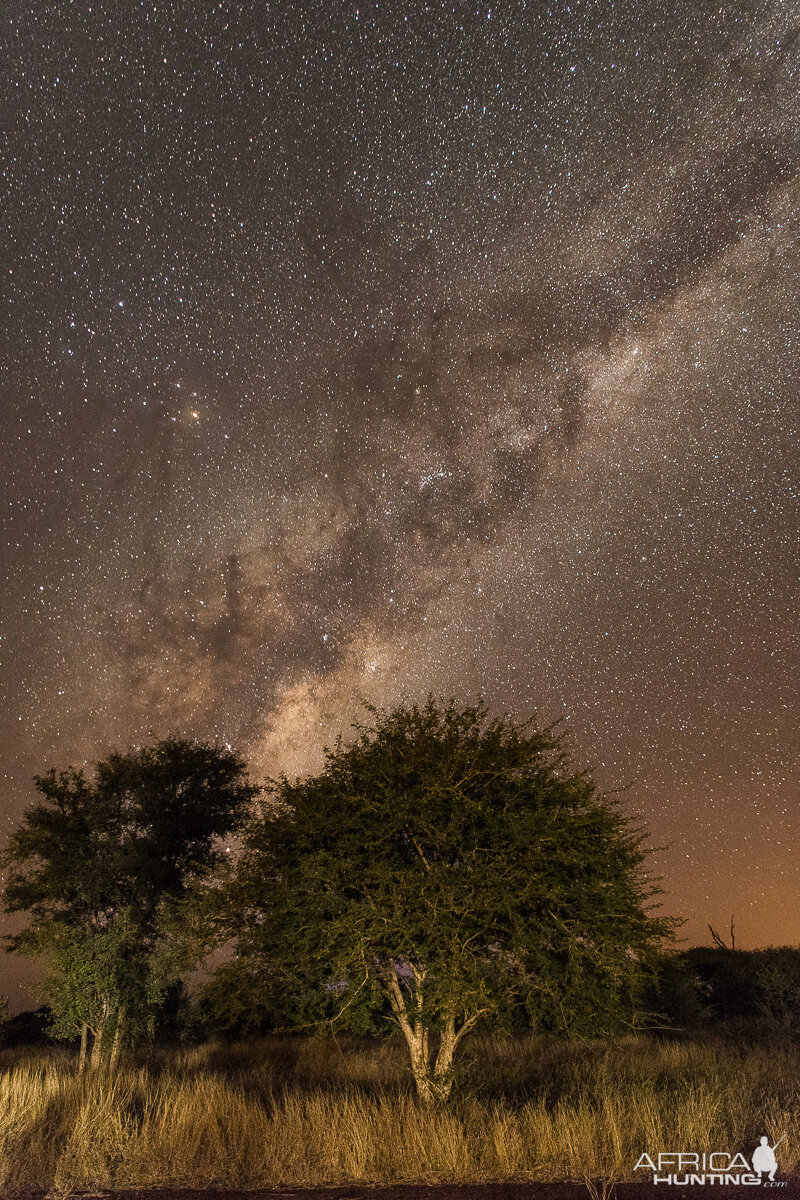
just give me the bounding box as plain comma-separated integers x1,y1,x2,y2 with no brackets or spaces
2,737,258,1067
223,699,674,1103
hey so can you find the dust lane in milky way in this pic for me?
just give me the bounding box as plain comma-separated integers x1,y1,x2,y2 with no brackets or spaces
1,0,798,1006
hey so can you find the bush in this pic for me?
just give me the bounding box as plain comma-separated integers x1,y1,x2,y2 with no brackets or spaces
1,1007,52,1048
685,947,800,1031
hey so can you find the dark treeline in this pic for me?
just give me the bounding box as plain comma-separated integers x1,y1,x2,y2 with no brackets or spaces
652,946,800,1034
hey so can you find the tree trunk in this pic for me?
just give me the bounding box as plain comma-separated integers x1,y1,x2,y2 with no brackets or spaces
108,1003,127,1071
432,1015,457,1098
380,967,479,1104
78,1022,88,1074
410,1041,453,1103
90,1000,110,1069
404,1021,458,1103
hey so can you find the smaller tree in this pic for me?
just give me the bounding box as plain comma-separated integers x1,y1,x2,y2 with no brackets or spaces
33,915,138,1069
2,738,259,1067
222,698,674,1102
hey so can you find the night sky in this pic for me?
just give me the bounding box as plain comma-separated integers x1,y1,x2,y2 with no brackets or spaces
2,0,799,1007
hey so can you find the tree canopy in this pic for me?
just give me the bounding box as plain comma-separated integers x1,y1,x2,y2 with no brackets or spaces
216,698,674,1102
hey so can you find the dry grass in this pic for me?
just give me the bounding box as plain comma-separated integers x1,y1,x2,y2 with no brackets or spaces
0,1033,798,1194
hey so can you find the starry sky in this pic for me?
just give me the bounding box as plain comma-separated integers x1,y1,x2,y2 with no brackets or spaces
2,0,799,1008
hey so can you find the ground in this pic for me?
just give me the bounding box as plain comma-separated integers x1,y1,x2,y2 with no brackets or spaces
11,1185,800,1200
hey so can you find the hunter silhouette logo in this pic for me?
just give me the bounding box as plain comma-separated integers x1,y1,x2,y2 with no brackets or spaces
753,1136,786,1182
634,1134,788,1185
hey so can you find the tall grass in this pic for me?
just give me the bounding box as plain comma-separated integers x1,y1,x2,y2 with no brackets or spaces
0,1033,798,1194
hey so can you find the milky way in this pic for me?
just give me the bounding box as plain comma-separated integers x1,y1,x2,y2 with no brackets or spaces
2,0,799,1003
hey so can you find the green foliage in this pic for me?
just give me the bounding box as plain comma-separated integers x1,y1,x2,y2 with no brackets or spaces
197,956,387,1038
2,737,259,1053
215,699,673,1044
31,913,140,1041
196,959,290,1037
529,944,659,1037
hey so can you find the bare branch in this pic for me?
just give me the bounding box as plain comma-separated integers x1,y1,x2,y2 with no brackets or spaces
708,921,736,952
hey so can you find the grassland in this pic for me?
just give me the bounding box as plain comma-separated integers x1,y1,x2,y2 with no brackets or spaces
0,1032,798,1194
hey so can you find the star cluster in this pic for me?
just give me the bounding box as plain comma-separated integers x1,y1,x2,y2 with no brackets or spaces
2,0,799,1002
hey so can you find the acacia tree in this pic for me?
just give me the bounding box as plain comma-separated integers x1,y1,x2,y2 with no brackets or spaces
2,737,258,1068
223,699,674,1103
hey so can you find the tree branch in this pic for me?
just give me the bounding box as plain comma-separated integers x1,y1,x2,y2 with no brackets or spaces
381,966,414,1042
406,829,432,874
453,1008,486,1050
